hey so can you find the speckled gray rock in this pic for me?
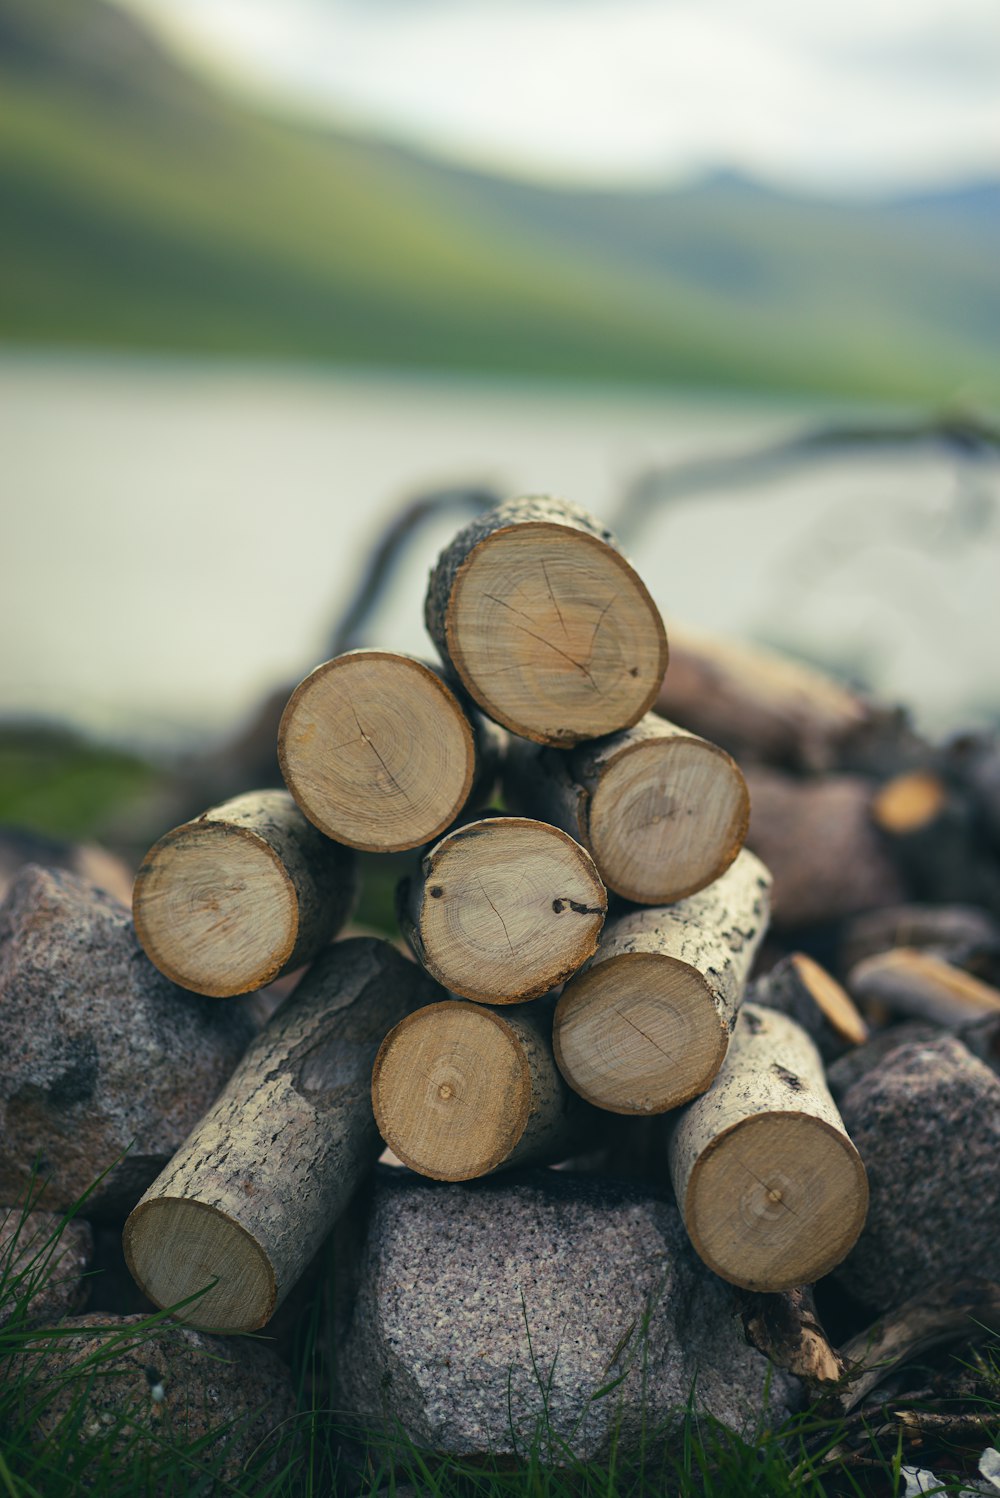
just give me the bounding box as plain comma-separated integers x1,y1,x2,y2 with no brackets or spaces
835,1035,1000,1310
0,865,257,1216
7,1313,297,1486
0,1208,93,1329
337,1170,794,1461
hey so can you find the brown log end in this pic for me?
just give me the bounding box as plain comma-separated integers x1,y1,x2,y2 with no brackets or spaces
684,1112,869,1292
372,1001,533,1181
123,1196,277,1333
407,817,606,1003
444,522,667,745
586,733,749,904
553,952,727,1114
278,651,477,852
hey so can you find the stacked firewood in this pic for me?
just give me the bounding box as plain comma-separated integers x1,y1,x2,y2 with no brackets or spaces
107,496,884,1337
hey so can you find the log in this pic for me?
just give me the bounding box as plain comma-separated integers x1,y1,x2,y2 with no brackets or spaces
552,849,771,1115
654,624,870,772
870,769,1000,910
335,1169,793,1462
840,903,1000,974
0,865,256,1216
744,768,905,928
668,1004,869,1291
752,953,869,1063
835,1279,1000,1414
834,1035,1000,1310
502,714,749,904
123,938,436,1333
132,789,357,997
397,815,606,1004
847,948,1000,1028
277,650,502,852
371,999,591,1180
424,496,667,746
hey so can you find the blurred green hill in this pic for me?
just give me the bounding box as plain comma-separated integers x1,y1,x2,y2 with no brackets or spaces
1,0,998,399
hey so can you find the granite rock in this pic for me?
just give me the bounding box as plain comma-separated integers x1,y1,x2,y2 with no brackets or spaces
337,1170,794,1462
0,865,257,1216
835,1034,1000,1310
7,1313,297,1485
0,1207,93,1329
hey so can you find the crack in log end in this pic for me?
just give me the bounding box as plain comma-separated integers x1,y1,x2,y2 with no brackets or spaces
552,899,564,913
568,900,604,916
429,887,444,899
771,1063,805,1092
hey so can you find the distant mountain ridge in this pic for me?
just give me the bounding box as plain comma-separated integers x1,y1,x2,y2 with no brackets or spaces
1,0,998,400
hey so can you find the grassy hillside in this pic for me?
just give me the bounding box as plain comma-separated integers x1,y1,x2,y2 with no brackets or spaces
1,0,998,400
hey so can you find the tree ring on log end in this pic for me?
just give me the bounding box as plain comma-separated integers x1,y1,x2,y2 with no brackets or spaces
123,1196,276,1332
685,1111,869,1292
277,651,477,852
412,817,606,1003
445,524,667,745
554,952,727,1113
133,823,297,996
372,1001,532,1180
587,735,749,904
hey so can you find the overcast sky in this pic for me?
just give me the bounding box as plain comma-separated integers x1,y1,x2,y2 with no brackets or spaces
121,0,1000,190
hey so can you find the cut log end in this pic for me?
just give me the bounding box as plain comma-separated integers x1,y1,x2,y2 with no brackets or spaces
789,953,870,1047
278,652,476,852
132,823,296,996
588,734,748,904
872,770,947,834
554,953,726,1114
123,1197,276,1332
686,1112,869,1292
445,524,667,745
372,1002,531,1181
408,818,606,1004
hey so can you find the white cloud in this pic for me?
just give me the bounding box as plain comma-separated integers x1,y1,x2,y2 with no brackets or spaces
119,0,1000,188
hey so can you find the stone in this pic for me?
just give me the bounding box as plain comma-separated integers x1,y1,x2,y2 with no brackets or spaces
337,1169,794,1462
835,1034,1000,1310
0,1207,93,1329
0,865,257,1216
7,1313,298,1486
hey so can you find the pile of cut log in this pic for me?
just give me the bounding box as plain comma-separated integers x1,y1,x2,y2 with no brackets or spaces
4,493,998,1467
118,497,880,1336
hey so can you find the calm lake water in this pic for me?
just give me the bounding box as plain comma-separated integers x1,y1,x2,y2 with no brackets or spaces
3,351,998,750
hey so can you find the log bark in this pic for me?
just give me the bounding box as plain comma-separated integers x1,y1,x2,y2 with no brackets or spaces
744,768,905,928
424,495,668,746
124,938,437,1332
752,953,869,1063
0,865,257,1217
668,1003,869,1292
847,948,1000,1028
132,789,357,997
502,714,749,904
371,999,593,1180
840,903,1000,975
553,849,771,1115
834,1034,1000,1310
398,815,606,1004
277,650,503,853
654,625,870,772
